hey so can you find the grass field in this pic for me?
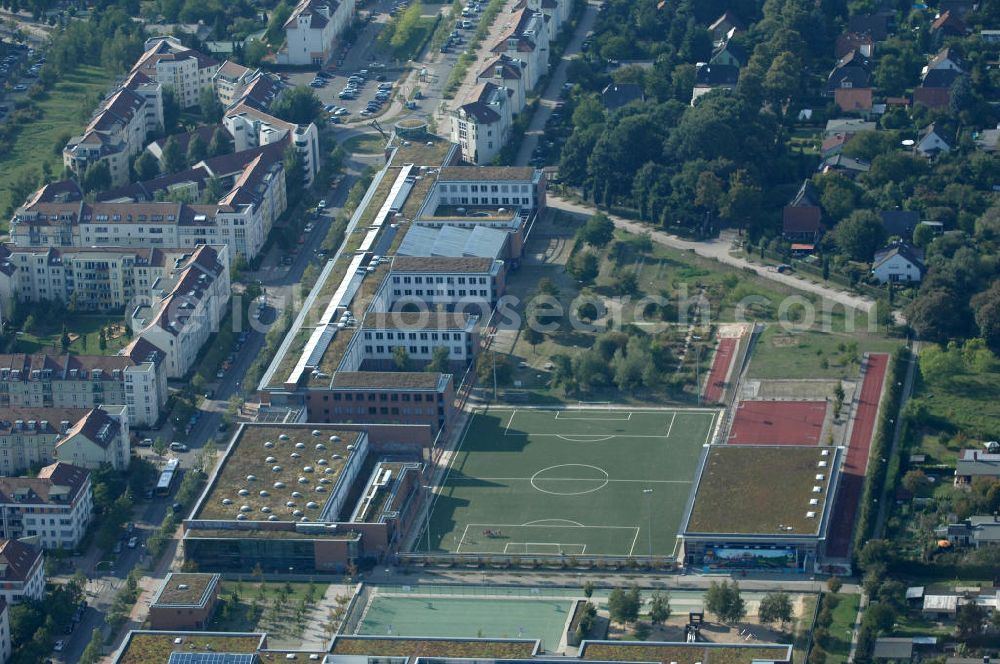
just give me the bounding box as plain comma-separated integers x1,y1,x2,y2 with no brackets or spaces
0,65,115,227
823,592,860,664
357,594,573,646
748,324,902,380
14,315,131,355
422,408,716,557
342,134,387,154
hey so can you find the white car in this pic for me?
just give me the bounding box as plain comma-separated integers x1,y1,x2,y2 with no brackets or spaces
54,640,65,652
127,536,138,549
335,108,350,116
169,442,188,452
318,199,327,208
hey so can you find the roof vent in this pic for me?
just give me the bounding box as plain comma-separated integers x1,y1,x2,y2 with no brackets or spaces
806,511,817,518
812,485,822,493
809,498,819,506
177,584,189,590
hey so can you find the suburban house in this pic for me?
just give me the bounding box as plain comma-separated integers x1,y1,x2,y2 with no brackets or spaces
826,50,873,111
132,244,231,379
277,0,356,66
708,11,744,44
930,10,970,45
0,539,44,604
131,37,220,109
955,448,1000,485
835,31,874,59
824,118,876,136
691,63,739,105
450,82,513,166
818,154,870,178
871,242,925,284
477,55,527,113
872,638,914,663
923,47,963,75
937,516,1000,548
923,594,963,618
913,68,963,110
847,13,890,41
600,83,645,110
0,462,93,549
880,210,920,239
710,38,748,68
54,405,131,471
915,123,952,158
821,132,856,157
782,180,823,244
975,124,1000,152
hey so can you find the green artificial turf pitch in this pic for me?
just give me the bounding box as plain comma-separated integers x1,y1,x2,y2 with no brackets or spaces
421,408,717,557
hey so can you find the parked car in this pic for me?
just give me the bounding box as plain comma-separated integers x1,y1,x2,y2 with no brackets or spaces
127,536,138,549
318,199,327,208
54,640,65,652
138,438,153,447
169,442,188,452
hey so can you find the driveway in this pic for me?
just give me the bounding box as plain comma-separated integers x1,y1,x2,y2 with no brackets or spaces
548,195,877,313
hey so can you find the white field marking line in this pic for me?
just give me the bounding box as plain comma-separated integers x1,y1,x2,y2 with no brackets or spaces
456,523,471,554
503,542,587,554
504,433,671,439
666,412,677,437
465,522,640,530
474,477,693,484
628,526,641,557
554,411,633,421
555,434,616,442
504,409,518,436
521,518,585,526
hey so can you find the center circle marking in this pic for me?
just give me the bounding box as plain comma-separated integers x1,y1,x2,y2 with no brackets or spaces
530,464,609,496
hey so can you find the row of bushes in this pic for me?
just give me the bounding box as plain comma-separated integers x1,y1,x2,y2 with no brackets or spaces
852,346,911,553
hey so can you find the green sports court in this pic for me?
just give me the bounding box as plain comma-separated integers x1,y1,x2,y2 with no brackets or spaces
420,408,717,557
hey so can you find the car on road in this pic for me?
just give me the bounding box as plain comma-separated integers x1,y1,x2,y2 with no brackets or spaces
776,263,793,273
335,108,349,116
54,640,65,652
304,223,314,232
12,84,27,91
169,442,188,452
127,536,139,549
318,199,327,208
138,438,153,447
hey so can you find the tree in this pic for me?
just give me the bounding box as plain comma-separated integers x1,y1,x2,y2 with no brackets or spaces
956,602,986,639
579,213,615,247
568,250,600,284
393,346,411,371
523,325,543,352
608,586,641,624
152,438,168,458
60,325,70,352
186,134,207,166
272,86,323,125
905,289,972,343
203,176,225,203
758,592,793,628
134,151,160,181
972,281,1000,354
827,576,843,594
208,127,233,157
98,328,107,351
283,145,306,207
901,469,931,496
583,581,594,598
82,161,111,193
833,381,845,418
160,136,185,174
649,591,671,625
161,88,181,135
833,210,886,261
243,38,268,67
705,580,746,624
199,86,223,123
426,346,450,373
266,1,292,45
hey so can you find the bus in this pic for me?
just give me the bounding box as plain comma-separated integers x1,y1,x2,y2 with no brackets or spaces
155,458,180,496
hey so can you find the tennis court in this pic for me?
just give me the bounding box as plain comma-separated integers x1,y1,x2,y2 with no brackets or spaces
728,400,828,446
421,407,717,557
356,594,573,647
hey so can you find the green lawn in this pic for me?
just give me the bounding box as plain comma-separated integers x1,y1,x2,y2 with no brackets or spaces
0,65,116,227
908,352,1000,441
422,408,716,557
385,16,437,61
748,324,902,380
824,592,860,664
14,315,131,355
342,134,387,155
209,581,330,638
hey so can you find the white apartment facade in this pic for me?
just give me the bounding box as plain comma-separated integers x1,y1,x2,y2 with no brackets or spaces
278,0,357,66
387,256,505,311
0,406,131,473
450,82,513,165
477,55,527,113
224,103,320,185
351,312,480,369
132,37,220,109
132,244,231,378
490,8,550,90
0,463,93,550
0,539,44,604
55,405,130,471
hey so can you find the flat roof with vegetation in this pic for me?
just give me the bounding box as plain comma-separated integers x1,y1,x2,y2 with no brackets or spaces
580,642,793,664
684,445,838,537
114,632,264,664
193,424,361,522
151,573,219,608
331,636,539,660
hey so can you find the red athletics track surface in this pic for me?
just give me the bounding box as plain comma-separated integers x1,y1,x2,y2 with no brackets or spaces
826,353,889,558
728,400,828,446
703,338,736,403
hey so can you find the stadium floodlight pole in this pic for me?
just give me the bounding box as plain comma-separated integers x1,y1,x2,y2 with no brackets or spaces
643,488,654,559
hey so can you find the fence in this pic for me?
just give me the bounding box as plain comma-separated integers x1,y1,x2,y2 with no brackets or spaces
743,247,904,304
375,583,583,598
397,552,679,571
339,582,375,636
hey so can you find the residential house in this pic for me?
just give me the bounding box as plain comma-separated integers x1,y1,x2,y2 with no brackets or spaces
871,242,925,284
930,11,970,45
223,102,320,185
131,37,220,109
872,638,913,663
915,123,952,158
821,132,856,158
55,405,130,470
982,29,1000,44
975,124,1000,152
818,154,870,178
450,81,513,165
937,516,1000,548
922,594,962,618
0,345,165,429
277,0,356,66
0,463,92,549
923,47,963,75
710,38,748,68
939,0,976,17
847,13,890,41
835,32,874,59
691,63,739,105
515,0,570,38
0,599,9,664
824,118,876,136
782,180,823,244
600,83,645,110
489,8,551,91
477,55,527,113
826,50,873,111
913,68,963,110
955,448,1000,484
708,11,744,44
880,210,920,239
0,539,44,604
148,573,221,630
213,61,256,107
132,244,231,378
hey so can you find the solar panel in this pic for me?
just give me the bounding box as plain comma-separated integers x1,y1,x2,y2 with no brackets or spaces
167,653,259,664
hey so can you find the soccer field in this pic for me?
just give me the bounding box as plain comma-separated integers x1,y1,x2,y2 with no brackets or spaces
420,408,717,557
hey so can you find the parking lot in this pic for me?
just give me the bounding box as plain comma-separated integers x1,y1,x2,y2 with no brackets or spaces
0,42,43,123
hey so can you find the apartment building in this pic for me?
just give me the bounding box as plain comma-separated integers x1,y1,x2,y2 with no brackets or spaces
277,0,357,66
0,462,93,550
0,599,10,664
63,72,164,188
0,539,44,604
450,81,513,165
0,406,130,473
224,102,320,185
490,8,551,90
0,343,165,428
132,37,220,109
477,55,527,113
132,244,231,378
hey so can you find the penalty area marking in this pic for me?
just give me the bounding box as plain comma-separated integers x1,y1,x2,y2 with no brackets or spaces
504,542,587,554
555,410,632,421
456,522,640,555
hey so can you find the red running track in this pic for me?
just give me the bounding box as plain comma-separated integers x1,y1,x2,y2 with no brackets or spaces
826,353,889,558
728,400,828,446
703,338,737,403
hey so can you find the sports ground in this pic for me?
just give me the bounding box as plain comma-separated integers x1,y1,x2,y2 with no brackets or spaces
421,408,717,557
728,400,828,446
